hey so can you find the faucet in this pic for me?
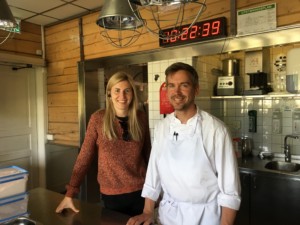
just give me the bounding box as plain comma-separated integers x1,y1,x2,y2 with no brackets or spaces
284,135,299,162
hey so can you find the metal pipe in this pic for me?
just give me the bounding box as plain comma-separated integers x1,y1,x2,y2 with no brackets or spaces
284,135,299,162
230,0,236,36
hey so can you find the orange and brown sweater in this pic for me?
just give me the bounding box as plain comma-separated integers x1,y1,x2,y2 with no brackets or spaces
65,109,151,197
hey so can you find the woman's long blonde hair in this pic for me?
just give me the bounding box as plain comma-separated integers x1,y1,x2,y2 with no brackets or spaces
103,72,142,141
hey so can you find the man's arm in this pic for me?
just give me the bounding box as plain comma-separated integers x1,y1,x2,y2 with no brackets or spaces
221,206,237,225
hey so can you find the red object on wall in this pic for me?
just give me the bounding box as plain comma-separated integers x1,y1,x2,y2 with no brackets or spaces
160,82,174,114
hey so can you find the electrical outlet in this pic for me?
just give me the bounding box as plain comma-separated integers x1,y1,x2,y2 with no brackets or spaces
46,134,54,140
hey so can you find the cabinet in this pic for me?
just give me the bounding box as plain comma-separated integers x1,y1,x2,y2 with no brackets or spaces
235,172,250,225
235,170,300,225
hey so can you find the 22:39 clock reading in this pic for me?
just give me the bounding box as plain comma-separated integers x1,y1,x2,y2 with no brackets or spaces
159,17,227,47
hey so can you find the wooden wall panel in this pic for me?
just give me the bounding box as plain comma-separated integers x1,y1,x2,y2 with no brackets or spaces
21,21,42,35
48,107,78,123
45,23,79,43
47,80,78,93
0,38,41,55
46,41,79,56
45,19,80,146
47,48,80,62
83,33,158,60
48,92,78,106
0,21,42,58
47,59,79,76
45,20,79,36
45,0,300,147
48,122,79,146
48,74,78,85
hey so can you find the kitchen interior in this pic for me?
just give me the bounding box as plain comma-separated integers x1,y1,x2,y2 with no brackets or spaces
1,0,300,224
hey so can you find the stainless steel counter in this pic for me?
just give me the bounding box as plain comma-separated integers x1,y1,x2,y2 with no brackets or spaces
28,188,130,225
238,156,300,178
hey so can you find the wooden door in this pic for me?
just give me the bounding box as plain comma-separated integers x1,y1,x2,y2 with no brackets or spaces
0,65,39,189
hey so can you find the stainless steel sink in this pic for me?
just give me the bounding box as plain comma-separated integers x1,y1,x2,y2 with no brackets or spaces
265,161,300,172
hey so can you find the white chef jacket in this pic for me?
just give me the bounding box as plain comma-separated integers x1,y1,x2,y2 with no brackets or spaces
142,108,241,225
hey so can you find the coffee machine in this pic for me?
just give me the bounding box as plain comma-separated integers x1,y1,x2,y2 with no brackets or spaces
243,50,272,95
216,58,243,96
243,71,270,95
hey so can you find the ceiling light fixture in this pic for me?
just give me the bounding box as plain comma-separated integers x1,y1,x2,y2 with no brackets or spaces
128,0,207,40
0,0,17,45
96,0,144,48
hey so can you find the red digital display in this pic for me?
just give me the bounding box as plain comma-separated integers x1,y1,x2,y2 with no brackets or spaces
159,17,227,47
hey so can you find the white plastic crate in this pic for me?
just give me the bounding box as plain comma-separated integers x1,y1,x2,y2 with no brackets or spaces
0,166,28,198
0,192,29,223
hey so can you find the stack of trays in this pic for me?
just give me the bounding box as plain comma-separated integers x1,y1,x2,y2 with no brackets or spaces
0,166,29,223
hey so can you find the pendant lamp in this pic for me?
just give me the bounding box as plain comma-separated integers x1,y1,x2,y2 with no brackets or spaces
128,0,207,40
0,0,17,45
131,0,196,6
96,0,144,48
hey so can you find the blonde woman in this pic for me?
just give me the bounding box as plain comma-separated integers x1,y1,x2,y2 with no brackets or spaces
56,72,151,216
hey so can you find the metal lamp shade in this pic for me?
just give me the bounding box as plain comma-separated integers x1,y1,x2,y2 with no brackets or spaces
0,0,16,29
128,0,206,40
130,0,198,6
96,0,143,30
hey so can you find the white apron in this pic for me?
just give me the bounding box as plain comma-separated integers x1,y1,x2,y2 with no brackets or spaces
157,116,221,225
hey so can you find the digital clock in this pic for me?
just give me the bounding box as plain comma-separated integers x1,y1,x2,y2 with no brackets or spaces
159,17,227,47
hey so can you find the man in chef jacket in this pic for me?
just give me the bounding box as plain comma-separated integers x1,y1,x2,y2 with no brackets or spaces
127,62,241,225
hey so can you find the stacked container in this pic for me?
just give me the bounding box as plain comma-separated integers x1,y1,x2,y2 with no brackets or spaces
0,166,29,223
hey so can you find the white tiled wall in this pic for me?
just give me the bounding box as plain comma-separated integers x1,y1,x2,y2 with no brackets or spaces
218,97,300,156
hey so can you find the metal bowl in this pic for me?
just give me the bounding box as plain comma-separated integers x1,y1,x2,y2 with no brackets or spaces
3,217,37,225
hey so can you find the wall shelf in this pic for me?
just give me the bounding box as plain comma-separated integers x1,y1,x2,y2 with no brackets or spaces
211,93,300,99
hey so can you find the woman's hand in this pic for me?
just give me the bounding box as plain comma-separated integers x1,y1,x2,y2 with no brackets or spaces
55,196,79,213
126,212,154,225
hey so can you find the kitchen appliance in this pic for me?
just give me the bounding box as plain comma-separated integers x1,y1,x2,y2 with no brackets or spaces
243,49,272,95
286,48,300,93
216,59,243,96
243,72,270,95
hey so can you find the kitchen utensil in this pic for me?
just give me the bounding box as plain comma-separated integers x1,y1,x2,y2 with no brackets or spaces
241,137,253,157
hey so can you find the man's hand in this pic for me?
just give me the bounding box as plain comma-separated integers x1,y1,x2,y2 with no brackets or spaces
126,212,154,225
